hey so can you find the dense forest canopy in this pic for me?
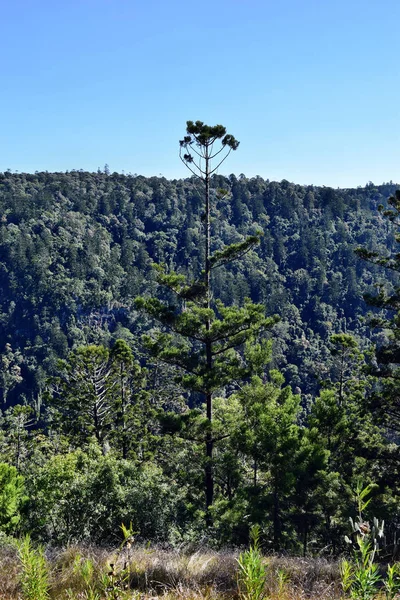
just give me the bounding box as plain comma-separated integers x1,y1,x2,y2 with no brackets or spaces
0,169,397,403
1,168,400,552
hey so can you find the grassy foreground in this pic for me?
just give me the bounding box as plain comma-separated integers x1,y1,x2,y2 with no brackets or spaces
0,541,342,600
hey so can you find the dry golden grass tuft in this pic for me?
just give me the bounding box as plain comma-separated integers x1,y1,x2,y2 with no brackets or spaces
0,543,20,599
0,543,342,600
49,545,110,598
266,556,340,600
124,548,239,595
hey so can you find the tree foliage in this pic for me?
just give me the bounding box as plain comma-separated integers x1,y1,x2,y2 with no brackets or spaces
0,164,398,550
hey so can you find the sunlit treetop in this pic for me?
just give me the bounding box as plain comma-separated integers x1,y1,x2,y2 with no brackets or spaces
179,120,239,178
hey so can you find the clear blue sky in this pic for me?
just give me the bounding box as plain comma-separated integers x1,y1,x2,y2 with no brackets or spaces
1,0,399,187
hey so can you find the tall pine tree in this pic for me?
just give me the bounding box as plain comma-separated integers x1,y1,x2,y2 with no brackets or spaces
136,121,278,522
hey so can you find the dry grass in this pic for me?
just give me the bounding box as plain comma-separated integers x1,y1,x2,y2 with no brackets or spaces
0,543,20,600
0,543,342,600
49,545,111,599
268,556,340,600
124,547,239,593
125,549,341,599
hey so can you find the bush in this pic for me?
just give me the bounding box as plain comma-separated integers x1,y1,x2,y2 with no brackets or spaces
23,446,178,544
0,462,25,533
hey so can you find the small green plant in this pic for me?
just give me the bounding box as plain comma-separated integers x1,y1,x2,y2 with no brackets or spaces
340,557,355,598
276,567,290,598
65,554,100,600
101,522,138,599
237,524,267,600
340,482,384,600
384,562,400,600
17,534,49,600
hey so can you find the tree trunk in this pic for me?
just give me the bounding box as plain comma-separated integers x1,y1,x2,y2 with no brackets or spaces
303,514,308,557
205,389,213,522
273,482,280,550
204,144,214,523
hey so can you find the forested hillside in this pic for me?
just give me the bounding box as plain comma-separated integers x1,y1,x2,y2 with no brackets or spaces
1,169,400,552
0,170,397,403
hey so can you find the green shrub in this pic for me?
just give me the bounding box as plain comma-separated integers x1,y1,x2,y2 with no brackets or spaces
24,447,177,544
340,482,400,600
0,462,25,533
17,535,49,600
237,525,267,600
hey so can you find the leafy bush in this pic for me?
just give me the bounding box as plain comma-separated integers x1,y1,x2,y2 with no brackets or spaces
23,446,178,544
0,462,25,533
